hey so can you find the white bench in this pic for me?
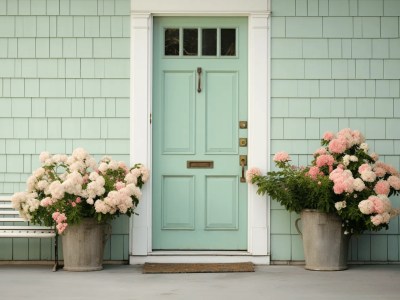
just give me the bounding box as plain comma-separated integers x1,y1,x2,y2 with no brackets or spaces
0,195,59,271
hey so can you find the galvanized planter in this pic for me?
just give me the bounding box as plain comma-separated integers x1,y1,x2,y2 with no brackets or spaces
296,209,350,271
62,218,109,272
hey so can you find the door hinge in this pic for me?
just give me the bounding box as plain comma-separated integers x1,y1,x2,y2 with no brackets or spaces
150,113,152,124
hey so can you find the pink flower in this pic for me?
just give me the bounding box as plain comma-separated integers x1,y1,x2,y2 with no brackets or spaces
273,151,290,162
370,152,379,161
56,223,68,234
375,162,399,176
246,167,262,183
358,163,371,174
388,176,400,190
370,214,384,226
373,167,386,178
323,131,334,141
316,154,334,168
75,197,81,203
52,211,60,221
328,138,347,154
313,147,327,156
370,195,391,214
115,181,125,191
307,166,322,180
333,180,347,194
71,202,76,207
373,180,390,196
351,130,365,144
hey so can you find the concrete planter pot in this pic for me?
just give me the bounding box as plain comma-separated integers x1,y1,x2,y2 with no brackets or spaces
62,218,109,272
295,209,350,271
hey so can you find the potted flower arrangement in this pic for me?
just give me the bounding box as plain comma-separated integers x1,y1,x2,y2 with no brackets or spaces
247,128,400,270
11,148,149,271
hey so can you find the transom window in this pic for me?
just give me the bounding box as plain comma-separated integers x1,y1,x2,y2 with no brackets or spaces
164,28,237,57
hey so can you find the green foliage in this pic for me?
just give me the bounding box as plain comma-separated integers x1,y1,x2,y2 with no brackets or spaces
251,162,336,214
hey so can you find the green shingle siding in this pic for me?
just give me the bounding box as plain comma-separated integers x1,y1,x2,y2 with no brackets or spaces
0,0,131,261
271,0,400,262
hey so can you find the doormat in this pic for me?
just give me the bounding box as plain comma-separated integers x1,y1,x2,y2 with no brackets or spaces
142,262,255,274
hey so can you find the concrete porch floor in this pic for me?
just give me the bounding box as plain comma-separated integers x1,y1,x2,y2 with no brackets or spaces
0,264,399,300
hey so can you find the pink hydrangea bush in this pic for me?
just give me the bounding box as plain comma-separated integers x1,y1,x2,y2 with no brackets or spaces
247,128,400,234
11,148,149,234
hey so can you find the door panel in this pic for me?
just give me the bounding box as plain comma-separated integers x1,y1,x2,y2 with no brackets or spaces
162,71,195,154
153,17,248,250
205,176,238,230
161,176,195,230
205,72,238,153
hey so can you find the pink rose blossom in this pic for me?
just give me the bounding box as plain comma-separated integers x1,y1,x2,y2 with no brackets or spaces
328,138,347,154
75,197,81,203
351,130,365,145
370,214,384,226
375,162,399,176
370,152,379,161
316,154,335,168
115,181,125,191
313,147,327,156
373,167,386,178
373,180,390,196
71,202,76,207
358,163,371,174
388,176,400,190
323,131,334,141
246,168,262,183
52,211,60,221
56,223,68,234
370,195,391,214
307,166,322,180
273,151,290,162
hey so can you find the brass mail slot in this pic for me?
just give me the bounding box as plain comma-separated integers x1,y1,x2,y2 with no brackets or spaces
187,161,214,168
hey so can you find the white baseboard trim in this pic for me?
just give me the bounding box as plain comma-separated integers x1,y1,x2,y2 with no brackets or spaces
129,252,270,265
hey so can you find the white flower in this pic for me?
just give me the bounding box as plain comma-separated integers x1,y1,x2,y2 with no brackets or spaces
98,162,108,173
89,171,100,181
361,171,376,183
360,143,369,152
39,152,51,163
342,155,350,166
48,181,65,200
72,148,89,161
353,178,366,191
349,155,358,162
335,201,346,211
108,160,118,170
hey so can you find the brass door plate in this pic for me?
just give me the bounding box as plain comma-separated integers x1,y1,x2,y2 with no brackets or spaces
187,161,214,168
239,155,247,166
239,121,247,129
239,138,247,147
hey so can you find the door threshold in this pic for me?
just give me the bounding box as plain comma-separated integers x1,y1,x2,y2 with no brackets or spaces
129,251,270,265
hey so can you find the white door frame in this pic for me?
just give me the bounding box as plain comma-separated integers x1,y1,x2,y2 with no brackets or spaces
129,0,271,264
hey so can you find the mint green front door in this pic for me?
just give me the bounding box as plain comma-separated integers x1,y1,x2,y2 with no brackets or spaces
152,17,248,250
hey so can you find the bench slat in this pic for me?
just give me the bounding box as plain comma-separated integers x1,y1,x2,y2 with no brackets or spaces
0,204,13,209
0,211,20,215
0,225,54,230
0,232,56,238
0,196,12,201
0,217,27,222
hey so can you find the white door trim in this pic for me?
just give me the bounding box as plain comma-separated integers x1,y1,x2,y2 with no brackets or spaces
129,1,271,264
